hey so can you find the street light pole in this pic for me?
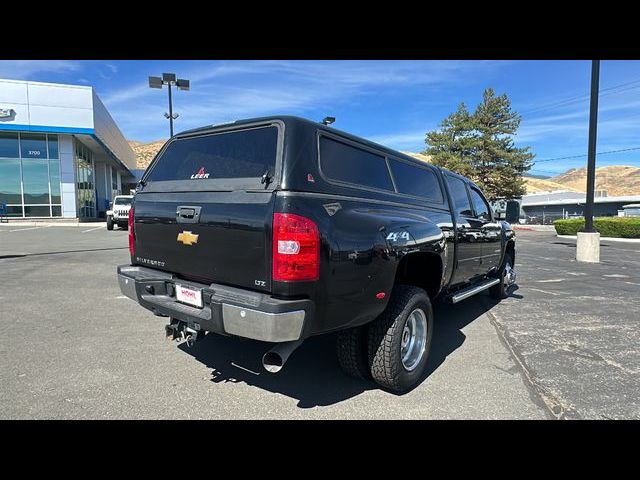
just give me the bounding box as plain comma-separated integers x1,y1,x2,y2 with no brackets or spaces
576,60,601,263
148,73,190,138
584,60,600,233
167,80,174,137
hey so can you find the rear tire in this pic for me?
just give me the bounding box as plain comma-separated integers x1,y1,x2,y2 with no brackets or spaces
490,252,515,300
336,325,371,380
367,285,433,393
106,217,114,230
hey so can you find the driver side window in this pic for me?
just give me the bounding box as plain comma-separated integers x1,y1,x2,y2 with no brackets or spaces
469,187,492,221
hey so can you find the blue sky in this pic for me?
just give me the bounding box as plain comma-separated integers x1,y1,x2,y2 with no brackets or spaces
2,60,640,176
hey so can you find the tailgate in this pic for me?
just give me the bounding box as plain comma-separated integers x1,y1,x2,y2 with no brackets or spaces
133,191,275,292
131,122,283,294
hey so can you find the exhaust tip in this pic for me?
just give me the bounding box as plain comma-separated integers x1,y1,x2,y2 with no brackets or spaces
262,351,284,373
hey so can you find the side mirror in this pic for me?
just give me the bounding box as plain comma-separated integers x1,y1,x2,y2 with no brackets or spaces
505,200,520,223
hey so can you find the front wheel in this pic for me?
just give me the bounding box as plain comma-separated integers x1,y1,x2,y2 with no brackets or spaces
490,252,516,300
367,285,433,393
106,217,114,230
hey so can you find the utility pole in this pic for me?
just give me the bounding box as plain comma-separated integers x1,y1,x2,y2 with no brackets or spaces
576,60,601,263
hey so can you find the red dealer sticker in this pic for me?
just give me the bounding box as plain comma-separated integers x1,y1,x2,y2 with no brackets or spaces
191,167,210,179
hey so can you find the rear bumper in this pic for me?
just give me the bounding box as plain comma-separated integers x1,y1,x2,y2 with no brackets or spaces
117,265,313,342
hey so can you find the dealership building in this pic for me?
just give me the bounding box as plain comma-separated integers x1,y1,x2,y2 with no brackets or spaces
0,78,137,219
520,191,640,224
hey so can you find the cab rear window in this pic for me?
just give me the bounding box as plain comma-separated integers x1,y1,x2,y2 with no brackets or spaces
145,126,278,184
319,136,394,191
389,159,443,202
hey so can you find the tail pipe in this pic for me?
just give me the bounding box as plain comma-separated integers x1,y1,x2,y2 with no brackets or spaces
262,340,304,373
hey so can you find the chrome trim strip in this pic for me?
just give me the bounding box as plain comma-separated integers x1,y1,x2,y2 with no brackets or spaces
450,278,500,304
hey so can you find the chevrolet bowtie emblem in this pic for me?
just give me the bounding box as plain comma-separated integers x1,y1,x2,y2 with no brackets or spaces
177,231,199,246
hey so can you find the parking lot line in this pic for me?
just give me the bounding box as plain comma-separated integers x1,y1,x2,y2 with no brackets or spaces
81,226,104,233
8,226,49,232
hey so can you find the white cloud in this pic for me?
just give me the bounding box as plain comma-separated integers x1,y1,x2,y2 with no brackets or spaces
366,130,429,151
103,60,507,141
0,60,81,80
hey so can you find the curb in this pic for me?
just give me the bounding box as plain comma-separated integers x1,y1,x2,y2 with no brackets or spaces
557,234,640,244
513,225,556,232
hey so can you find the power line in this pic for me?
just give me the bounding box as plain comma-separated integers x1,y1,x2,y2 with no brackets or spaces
534,146,640,163
520,77,640,118
528,168,563,175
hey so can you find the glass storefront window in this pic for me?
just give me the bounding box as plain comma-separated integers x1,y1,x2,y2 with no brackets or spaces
5,205,23,217
0,133,61,218
75,141,95,218
20,133,47,159
0,132,19,157
0,157,22,204
22,159,50,204
49,158,61,204
24,206,52,217
48,136,59,158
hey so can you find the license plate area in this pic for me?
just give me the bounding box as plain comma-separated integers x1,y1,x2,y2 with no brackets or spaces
175,284,203,308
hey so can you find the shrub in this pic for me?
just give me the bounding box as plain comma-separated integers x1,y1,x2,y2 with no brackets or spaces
553,217,640,238
554,218,583,235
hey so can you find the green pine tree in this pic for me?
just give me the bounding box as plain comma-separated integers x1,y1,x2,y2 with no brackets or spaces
425,88,534,199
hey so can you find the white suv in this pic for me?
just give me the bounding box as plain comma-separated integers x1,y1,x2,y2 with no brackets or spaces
107,195,133,231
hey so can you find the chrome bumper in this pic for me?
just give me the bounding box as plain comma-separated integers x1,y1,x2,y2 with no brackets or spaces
117,268,309,342
221,304,304,342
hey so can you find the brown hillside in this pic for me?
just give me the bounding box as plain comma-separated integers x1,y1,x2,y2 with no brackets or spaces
129,140,166,169
524,177,582,194
548,166,640,196
402,152,432,164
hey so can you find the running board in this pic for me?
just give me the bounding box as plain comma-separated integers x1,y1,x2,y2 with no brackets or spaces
448,278,500,304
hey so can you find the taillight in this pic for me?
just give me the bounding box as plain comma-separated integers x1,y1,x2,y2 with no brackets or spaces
272,213,319,282
128,207,135,257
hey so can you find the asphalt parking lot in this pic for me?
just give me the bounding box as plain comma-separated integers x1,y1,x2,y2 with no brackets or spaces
1,224,637,419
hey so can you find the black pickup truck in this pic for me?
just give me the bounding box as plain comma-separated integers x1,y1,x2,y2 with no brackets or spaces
117,115,517,393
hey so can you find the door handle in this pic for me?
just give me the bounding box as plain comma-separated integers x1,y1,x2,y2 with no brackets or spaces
176,206,201,224
179,209,195,219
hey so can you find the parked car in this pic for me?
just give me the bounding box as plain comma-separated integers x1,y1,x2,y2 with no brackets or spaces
622,204,640,217
117,116,517,392
106,195,133,230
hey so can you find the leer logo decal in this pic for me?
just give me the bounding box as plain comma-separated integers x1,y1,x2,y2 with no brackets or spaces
191,167,210,179
177,231,199,246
